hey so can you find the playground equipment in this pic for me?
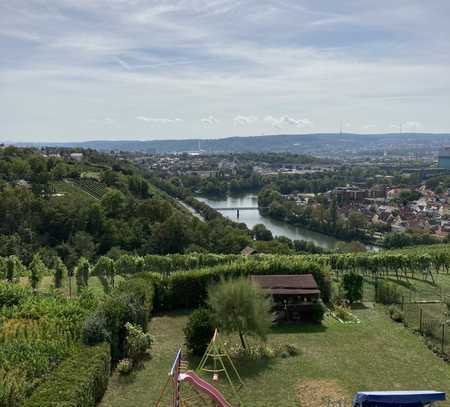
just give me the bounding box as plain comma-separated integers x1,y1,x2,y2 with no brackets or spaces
197,329,244,400
353,391,445,407
155,330,243,407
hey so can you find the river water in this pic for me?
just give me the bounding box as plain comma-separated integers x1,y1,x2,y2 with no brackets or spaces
197,194,343,250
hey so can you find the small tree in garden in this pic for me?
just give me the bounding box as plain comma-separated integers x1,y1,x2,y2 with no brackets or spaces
53,257,67,289
184,308,214,355
207,277,273,349
124,322,153,367
341,273,363,304
75,257,90,291
29,254,47,290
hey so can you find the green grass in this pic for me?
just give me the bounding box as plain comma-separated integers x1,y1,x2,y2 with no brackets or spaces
99,307,450,407
16,275,124,298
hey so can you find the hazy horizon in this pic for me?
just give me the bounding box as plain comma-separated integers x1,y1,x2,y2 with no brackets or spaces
2,1,450,142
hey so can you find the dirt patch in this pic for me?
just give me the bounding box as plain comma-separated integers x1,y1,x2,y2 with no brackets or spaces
297,379,351,407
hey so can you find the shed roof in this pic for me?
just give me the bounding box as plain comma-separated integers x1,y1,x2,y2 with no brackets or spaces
251,274,319,290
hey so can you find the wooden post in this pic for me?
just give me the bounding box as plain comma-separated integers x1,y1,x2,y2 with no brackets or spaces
401,295,404,311
442,323,445,355
419,307,423,334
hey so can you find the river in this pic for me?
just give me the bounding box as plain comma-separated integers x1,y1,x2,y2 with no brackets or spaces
197,194,344,250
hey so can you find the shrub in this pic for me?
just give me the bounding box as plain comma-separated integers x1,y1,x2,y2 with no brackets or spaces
388,305,404,323
23,343,110,407
83,313,110,345
124,322,153,366
184,308,214,356
0,282,30,308
99,277,154,361
284,343,299,356
117,359,133,376
302,302,326,323
375,279,401,305
341,273,363,303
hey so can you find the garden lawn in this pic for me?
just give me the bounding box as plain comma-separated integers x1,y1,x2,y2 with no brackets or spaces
100,306,450,407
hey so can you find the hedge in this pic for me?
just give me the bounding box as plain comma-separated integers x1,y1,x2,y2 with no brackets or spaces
24,343,110,407
135,258,332,311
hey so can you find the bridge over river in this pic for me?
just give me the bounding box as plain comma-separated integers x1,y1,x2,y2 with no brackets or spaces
214,206,268,218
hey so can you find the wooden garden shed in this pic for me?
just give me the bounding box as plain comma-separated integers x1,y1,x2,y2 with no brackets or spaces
251,274,321,321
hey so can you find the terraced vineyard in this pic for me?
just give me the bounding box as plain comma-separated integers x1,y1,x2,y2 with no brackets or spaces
73,178,108,199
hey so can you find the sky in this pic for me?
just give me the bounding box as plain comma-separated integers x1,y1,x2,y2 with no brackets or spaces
1,0,450,142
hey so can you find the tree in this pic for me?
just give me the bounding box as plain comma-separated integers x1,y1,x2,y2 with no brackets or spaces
341,273,363,304
71,231,97,260
54,257,68,289
75,257,90,291
5,256,25,283
101,190,127,217
92,256,115,291
207,278,273,349
252,224,273,241
29,253,47,290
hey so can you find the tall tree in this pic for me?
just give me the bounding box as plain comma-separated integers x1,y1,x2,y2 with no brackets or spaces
207,277,273,349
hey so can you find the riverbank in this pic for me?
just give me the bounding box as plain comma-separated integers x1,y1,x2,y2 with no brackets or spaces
197,194,344,250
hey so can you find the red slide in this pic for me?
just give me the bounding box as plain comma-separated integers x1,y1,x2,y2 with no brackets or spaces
179,371,233,407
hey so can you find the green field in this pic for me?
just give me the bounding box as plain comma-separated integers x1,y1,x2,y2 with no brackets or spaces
100,307,450,407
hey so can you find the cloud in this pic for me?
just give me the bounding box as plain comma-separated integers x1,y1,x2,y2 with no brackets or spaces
264,116,313,129
389,121,423,132
136,116,183,124
233,115,258,125
201,116,220,126
402,121,423,131
1,1,449,141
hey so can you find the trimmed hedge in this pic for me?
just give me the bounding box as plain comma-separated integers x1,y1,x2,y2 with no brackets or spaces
24,343,110,407
134,258,332,311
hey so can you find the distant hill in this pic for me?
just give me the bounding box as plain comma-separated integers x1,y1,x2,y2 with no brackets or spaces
13,133,450,156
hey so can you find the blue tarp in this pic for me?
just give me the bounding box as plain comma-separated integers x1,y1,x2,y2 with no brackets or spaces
353,391,446,407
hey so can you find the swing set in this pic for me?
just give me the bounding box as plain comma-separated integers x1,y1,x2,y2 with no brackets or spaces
155,329,244,407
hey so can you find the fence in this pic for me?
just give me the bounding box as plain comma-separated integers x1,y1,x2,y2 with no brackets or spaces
403,301,450,356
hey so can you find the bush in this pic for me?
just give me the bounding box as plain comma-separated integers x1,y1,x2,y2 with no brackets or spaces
23,343,110,407
284,343,299,356
83,313,110,345
124,322,153,366
117,359,133,376
341,273,363,303
184,308,214,356
0,282,30,307
388,305,404,322
99,277,155,361
375,279,401,305
302,302,326,323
